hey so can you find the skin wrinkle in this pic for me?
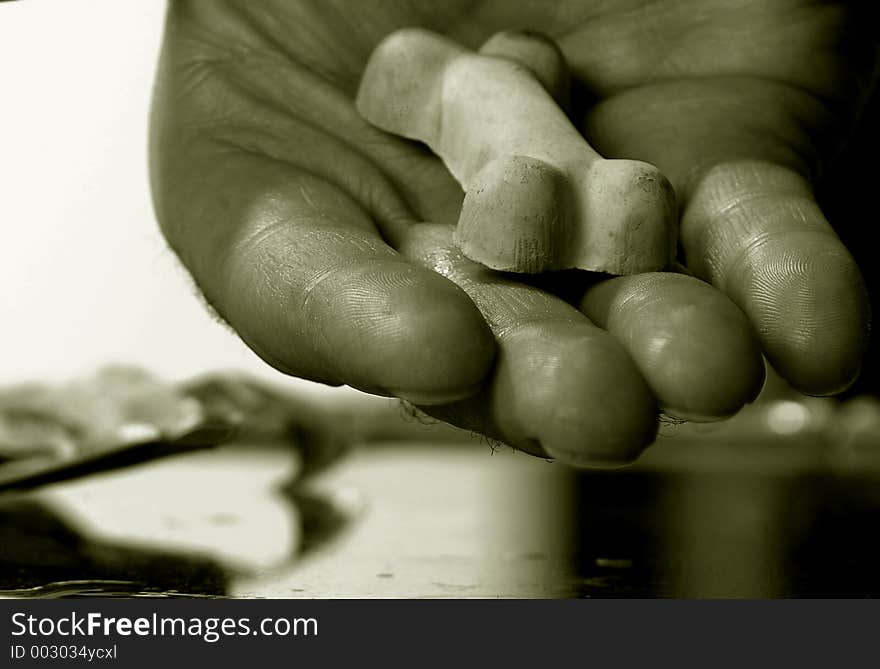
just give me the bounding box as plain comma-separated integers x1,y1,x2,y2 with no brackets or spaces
681,162,835,282
401,224,656,459
166,4,256,58
212,128,416,244
176,0,368,91
221,1,335,81
235,0,383,88
177,1,852,236
750,296,832,357
307,270,394,352
269,227,493,391
151,0,874,455
599,275,669,332
423,255,586,337
253,0,479,73
561,0,859,101
699,211,838,291
216,0,867,101
584,81,832,224
220,196,401,374
275,253,476,386
165,30,439,242
490,314,584,345
722,228,868,391
217,228,327,378
746,245,856,325
412,245,605,375
702,187,810,226
225,191,385,279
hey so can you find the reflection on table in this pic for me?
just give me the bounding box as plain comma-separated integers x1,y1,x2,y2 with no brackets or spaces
2,382,880,598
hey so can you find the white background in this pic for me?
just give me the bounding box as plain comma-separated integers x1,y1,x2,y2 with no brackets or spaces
0,0,325,391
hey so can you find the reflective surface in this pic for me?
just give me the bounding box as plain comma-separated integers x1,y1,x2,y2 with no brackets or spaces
3,389,880,599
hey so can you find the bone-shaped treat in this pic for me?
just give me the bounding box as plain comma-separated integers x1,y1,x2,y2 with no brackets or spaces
356,28,678,275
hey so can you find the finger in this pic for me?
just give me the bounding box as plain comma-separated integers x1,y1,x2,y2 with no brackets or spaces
585,79,871,395
685,161,869,396
580,273,765,421
399,224,658,467
154,143,495,405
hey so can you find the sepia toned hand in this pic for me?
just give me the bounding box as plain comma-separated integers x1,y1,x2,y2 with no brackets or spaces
151,0,873,466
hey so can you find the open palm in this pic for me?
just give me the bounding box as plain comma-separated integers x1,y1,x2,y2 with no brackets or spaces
151,0,872,465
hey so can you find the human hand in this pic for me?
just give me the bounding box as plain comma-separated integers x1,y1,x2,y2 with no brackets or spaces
150,0,872,466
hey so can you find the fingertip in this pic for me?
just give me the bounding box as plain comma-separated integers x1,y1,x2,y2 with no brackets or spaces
681,161,871,398
400,225,657,464
497,322,658,467
728,232,870,396
581,273,766,422
318,260,496,404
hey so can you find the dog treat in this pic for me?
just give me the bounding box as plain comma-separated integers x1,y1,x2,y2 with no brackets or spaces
356,28,677,274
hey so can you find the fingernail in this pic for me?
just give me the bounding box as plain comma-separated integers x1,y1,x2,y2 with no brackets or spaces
541,442,644,469
386,381,484,406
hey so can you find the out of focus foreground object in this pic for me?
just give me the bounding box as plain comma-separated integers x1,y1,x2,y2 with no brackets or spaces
3,366,880,597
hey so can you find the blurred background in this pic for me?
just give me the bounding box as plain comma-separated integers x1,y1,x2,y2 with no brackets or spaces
0,0,324,389
1,0,879,599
